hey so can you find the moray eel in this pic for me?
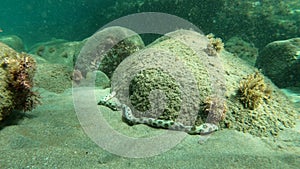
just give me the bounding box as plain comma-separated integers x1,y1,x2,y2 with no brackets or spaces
98,91,219,137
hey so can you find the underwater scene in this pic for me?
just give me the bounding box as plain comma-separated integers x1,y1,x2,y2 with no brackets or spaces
0,0,300,168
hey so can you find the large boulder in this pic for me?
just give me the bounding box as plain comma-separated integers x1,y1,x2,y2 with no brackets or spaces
111,29,297,137
112,29,226,126
255,38,300,88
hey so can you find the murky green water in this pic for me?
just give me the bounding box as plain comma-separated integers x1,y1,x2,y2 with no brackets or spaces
0,1,299,168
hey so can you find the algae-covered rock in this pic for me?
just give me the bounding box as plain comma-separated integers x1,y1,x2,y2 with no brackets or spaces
34,63,72,93
256,38,300,88
0,35,25,52
221,52,297,137
129,68,182,121
225,37,258,65
110,29,296,137
75,26,144,79
0,42,39,122
111,29,226,126
29,39,85,68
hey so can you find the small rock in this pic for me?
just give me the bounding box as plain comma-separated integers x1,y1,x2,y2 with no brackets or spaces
0,35,25,52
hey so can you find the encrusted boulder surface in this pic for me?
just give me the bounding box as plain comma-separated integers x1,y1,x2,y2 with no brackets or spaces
111,29,297,137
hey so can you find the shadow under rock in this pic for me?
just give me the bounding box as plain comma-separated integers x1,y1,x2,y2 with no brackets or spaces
0,110,36,130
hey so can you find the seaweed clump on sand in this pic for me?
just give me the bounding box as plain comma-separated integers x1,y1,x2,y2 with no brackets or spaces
0,42,40,122
238,71,271,110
